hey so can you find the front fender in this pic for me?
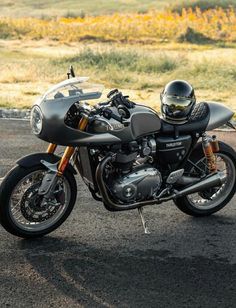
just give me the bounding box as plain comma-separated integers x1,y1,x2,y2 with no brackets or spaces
16,153,77,174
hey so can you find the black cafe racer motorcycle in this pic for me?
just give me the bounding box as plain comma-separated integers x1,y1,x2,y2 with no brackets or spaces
0,67,235,238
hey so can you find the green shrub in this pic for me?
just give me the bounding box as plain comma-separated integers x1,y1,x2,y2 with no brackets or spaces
0,22,15,39
57,49,184,74
177,27,215,44
63,10,86,19
0,21,31,39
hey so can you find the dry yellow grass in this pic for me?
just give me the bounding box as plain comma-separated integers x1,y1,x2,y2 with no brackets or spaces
1,8,236,43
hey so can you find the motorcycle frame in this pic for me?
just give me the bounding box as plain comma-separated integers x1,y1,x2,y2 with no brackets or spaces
45,119,224,212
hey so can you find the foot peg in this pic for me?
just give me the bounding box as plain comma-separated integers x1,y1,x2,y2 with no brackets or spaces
138,207,150,234
166,169,184,184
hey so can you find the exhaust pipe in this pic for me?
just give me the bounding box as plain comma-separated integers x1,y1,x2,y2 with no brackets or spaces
96,154,227,211
176,176,200,186
174,172,226,198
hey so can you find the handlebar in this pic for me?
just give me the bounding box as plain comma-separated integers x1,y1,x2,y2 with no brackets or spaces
80,89,134,125
104,89,135,109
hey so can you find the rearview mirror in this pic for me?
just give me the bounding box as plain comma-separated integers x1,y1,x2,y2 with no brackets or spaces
67,65,76,79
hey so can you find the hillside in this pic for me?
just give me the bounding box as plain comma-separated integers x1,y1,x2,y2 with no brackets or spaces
0,0,173,17
0,0,235,17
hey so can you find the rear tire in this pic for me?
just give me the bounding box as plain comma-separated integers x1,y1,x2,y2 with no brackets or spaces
174,141,236,217
0,165,77,238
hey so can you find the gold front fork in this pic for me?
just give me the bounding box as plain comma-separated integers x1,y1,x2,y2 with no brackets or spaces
47,114,89,176
47,143,57,154
57,146,75,175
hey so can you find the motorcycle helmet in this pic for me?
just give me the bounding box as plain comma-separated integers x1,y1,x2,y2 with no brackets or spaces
160,80,196,124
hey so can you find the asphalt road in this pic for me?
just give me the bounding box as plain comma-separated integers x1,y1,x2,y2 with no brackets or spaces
0,119,236,308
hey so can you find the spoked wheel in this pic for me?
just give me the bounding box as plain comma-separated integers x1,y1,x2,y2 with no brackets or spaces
174,142,236,217
0,165,77,238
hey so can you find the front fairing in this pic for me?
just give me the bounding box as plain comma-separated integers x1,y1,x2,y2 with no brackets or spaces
32,77,122,146
38,97,121,146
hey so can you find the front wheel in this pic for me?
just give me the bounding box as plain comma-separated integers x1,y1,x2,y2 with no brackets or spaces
174,141,236,217
0,164,77,238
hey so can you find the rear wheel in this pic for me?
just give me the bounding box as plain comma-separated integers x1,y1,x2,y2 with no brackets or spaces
174,142,236,217
0,165,77,238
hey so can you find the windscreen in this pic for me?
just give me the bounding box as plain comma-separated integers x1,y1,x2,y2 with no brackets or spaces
42,77,104,102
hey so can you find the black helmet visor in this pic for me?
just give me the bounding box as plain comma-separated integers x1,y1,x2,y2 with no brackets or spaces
162,95,192,111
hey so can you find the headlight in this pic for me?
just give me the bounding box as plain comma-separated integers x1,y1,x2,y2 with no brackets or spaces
30,106,43,135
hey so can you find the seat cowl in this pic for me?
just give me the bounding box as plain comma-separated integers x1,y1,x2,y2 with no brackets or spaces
206,102,234,131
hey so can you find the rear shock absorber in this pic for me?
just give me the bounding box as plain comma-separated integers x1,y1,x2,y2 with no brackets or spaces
202,133,217,173
211,135,219,153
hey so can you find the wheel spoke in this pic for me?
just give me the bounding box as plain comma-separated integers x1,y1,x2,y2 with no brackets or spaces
187,153,235,210
9,170,71,231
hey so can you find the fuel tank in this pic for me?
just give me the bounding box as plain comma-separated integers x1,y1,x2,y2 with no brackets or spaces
88,104,161,143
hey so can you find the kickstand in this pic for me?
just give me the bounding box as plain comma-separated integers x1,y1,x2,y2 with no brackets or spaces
138,207,150,234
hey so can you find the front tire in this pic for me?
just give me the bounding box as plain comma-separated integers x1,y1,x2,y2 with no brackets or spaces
174,141,236,217
0,164,77,238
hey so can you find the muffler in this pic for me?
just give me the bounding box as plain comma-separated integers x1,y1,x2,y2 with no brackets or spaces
174,171,226,198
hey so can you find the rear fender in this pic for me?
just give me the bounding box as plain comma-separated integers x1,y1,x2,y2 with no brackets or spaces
16,153,77,174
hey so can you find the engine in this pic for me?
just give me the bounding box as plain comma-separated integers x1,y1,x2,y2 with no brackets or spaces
106,136,161,203
110,165,162,203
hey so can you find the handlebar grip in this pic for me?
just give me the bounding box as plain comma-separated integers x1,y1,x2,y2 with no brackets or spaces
110,92,134,109
107,89,119,99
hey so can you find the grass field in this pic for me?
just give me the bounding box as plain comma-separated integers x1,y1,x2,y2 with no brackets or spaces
0,0,235,113
1,40,235,112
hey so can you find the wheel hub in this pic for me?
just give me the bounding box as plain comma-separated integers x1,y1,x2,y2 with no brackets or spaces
199,186,220,200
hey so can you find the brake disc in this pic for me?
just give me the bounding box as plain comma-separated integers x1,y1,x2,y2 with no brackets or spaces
20,182,64,222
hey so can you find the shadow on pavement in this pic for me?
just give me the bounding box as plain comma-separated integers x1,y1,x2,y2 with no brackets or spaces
17,215,236,308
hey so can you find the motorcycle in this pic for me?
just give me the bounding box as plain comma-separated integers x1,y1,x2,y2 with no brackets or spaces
0,66,235,238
